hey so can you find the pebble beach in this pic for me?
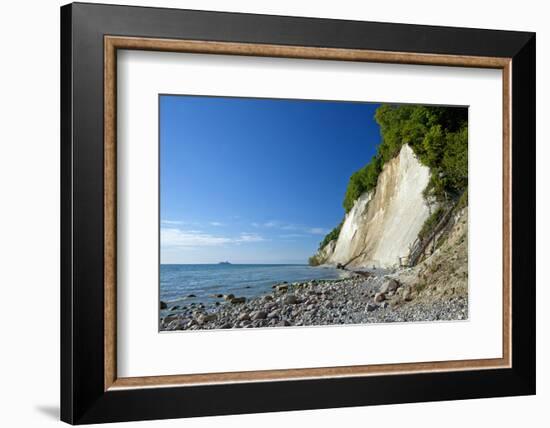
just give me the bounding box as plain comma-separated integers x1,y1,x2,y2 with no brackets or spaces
160,271,468,331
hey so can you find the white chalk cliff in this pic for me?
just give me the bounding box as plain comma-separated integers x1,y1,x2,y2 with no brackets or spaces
321,144,431,268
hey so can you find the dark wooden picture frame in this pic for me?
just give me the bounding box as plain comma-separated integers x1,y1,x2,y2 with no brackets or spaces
61,2,535,424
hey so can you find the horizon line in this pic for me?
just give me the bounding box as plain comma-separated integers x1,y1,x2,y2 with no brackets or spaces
160,262,310,265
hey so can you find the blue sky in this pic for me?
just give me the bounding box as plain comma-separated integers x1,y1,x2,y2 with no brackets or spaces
160,95,380,264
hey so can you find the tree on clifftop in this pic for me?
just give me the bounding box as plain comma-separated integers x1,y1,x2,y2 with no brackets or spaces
321,104,468,251
343,104,468,213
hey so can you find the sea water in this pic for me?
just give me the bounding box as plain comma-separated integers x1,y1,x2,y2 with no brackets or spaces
160,264,345,309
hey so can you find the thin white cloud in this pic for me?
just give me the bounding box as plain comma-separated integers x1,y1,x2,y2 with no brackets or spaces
237,233,264,242
307,227,329,235
279,233,308,239
251,221,328,235
280,224,299,231
209,221,224,227
161,228,231,247
161,219,183,225
254,220,297,229
161,228,264,248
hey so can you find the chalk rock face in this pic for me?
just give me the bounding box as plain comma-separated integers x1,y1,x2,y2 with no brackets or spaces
314,239,336,265
328,144,431,268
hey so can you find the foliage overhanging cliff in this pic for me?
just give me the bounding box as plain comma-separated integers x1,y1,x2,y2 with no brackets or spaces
344,104,468,213
310,104,468,267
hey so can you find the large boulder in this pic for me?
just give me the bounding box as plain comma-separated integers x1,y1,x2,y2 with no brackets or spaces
380,279,400,294
163,314,178,324
366,303,378,312
374,292,386,303
237,312,250,321
274,284,289,292
283,294,298,305
197,313,216,324
251,311,267,320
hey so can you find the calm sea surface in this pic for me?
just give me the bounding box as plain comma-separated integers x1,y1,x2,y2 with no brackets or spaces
160,264,345,307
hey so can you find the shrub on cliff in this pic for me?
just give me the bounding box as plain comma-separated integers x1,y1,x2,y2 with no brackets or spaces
319,221,343,250
418,207,444,240
308,254,322,266
342,104,468,214
319,104,468,252
343,155,382,212
375,104,468,201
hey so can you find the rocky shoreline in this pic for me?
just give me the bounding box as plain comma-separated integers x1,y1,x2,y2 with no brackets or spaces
160,271,468,331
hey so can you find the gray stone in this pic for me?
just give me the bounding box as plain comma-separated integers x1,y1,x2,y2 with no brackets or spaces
167,320,180,329
380,279,400,294
251,311,267,320
160,301,168,309
366,303,378,312
374,292,386,303
223,293,235,301
197,313,216,324
164,314,178,323
264,302,278,312
237,312,250,321
267,309,280,319
283,294,298,305
230,296,246,304
275,284,289,292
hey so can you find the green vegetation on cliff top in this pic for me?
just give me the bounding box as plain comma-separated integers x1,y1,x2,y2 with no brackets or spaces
319,104,468,251
319,221,343,250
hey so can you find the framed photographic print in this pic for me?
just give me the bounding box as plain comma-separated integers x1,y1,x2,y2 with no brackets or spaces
60,2,536,424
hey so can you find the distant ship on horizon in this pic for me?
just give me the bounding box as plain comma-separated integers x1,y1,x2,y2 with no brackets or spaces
218,261,231,265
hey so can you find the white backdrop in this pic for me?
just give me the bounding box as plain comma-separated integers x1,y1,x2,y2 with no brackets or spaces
0,1,546,427
118,51,503,378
